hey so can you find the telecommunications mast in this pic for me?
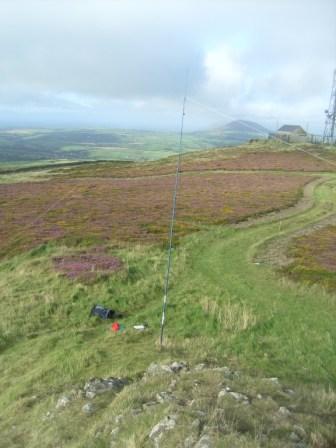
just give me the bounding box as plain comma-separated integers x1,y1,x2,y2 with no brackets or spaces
323,69,336,144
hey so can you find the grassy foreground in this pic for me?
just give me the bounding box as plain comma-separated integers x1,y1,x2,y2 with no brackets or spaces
1,168,336,446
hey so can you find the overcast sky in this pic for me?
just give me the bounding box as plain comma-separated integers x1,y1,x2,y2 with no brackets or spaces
0,0,335,132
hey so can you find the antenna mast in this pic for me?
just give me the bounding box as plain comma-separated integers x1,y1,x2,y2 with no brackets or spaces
159,87,188,348
323,69,336,144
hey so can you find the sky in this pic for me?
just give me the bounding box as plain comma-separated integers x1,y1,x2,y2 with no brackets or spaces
0,0,335,133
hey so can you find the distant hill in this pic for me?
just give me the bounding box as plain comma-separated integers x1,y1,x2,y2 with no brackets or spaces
221,120,270,135
192,120,270,147
0,122,270,165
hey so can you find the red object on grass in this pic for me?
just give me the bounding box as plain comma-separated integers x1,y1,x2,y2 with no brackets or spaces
111,322,120,332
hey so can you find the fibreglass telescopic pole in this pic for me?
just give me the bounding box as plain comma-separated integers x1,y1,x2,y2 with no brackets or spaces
159,93,187,348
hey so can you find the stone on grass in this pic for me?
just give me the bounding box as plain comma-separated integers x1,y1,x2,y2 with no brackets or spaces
146,363,174,376
293,425,307,439
218,389,228,399
194,363,206,371
146,361,188,377
170,361,188,373
264,377,280,385
42,411,54,421
290,432,301,443
84,377,128,398
230,391,249,403
277,406,291,417
86,391,97,399
56,395,71,409
218,389,249,403
115,414,124,424
194,434,213,448
149,415,177,446
156,391,174,403
169,379,177,390
191,418,201,430
82,402,95,415
184,435,197,447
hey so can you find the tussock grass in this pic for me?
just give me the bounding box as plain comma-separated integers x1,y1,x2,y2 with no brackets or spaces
201,297,257,331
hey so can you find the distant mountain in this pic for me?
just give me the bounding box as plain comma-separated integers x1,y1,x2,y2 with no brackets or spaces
191,120,270,147
221,120,270,136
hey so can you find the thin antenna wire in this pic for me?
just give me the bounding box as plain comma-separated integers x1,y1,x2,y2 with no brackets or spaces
160,80,188,348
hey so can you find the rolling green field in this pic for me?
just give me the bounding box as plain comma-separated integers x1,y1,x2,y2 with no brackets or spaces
0,127,268,167
1,142,336,447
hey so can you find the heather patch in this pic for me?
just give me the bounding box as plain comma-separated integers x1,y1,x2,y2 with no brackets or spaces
285,225,336,290
55,149,336,180
53,247,123,282
0,172,312,258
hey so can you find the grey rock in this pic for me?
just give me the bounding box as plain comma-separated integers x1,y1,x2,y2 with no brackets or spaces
42,411,54,421
84,377,128,398
156,391,173,403
218,389,249,403
191,418,201,430
277,406,291,417
146,361,188,378
194,363,206,371
293,425,307,440
85,391,96,399
170,361,188,373
284,388,295,396
146,362,174,376
184,435,196,447
82,402,94,415
169,379,177,391
115,414,124,424
195,434,213,448
56,395,71,409
218,389,228,399
230,391,249,402
149,415,177,445
131,407,143,415
290,432,301,443
264,377,280,385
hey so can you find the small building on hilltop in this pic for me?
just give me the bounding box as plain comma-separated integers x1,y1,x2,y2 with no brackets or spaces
277,125,307,136
269,124,310,143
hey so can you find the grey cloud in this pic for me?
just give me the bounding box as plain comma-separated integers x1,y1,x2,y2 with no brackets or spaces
0,0,335,132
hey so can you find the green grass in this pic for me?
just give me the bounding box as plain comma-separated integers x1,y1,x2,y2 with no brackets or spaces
1,151,336,446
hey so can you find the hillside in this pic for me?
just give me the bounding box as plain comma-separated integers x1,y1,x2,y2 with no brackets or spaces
0,128,234,165
0,123,269,167
1,141,336,447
